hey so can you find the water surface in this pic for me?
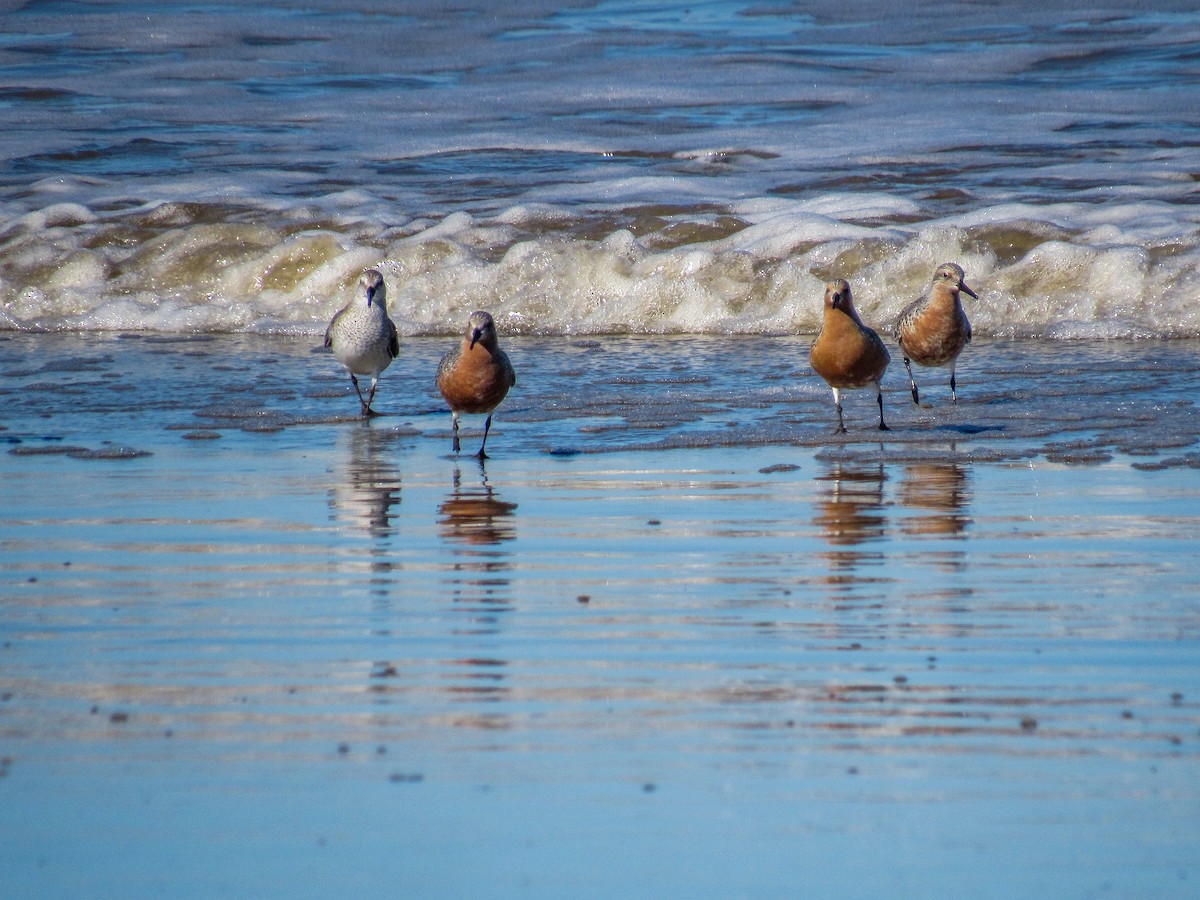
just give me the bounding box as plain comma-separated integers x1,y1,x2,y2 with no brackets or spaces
1,333,1198,897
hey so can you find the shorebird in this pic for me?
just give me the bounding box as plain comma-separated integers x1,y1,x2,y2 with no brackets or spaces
809,278,891,434
895,262,978,405
436,311,516,459
324,268,400,416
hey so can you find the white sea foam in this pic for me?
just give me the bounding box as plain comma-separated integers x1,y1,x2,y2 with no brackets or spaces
3,193,1199,338
2,1,1199,336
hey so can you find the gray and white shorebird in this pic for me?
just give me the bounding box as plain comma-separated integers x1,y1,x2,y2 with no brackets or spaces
435,311,516,460
809,278,891,434
895,262,978,405
324,268,400,417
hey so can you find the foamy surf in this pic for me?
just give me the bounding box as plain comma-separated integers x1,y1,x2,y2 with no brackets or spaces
3,194,1198,338
3,2,1199,338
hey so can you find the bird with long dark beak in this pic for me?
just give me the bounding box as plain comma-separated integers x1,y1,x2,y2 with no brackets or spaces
435,311,517,459
809,278,891,434
324,268,400,416
895,262,978,405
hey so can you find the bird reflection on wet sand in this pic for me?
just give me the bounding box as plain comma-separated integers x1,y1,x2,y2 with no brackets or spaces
328,423,404,539
438,465,519,713
900,461,972,538
439,464,518,613
814,462,887,548
812,461,888,592
439,465,518,548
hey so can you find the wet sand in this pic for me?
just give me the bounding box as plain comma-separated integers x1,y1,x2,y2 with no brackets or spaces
2,332,1199,897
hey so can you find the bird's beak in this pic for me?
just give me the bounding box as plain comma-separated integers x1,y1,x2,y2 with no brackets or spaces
469,328,482,349
960,281,978,299
366,287,375,307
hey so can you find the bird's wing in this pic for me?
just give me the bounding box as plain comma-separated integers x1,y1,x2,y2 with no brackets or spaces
435,346,460,387
499,349,516,387
387,320,400,358
324,306,344,348
894,295,925,338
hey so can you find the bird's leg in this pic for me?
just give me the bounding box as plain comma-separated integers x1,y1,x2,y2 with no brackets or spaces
451,412,461,453
350,374,371,416
476,414,493,460
903,357,919,405
876,387,890,431
949,365,958,404
832,388,847,435
364,377,379,416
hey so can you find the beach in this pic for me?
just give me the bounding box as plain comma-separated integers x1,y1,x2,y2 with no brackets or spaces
2,332,1199,897
3,0,1200,894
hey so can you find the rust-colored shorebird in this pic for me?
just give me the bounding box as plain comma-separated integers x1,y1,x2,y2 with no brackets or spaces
324,268,400,417
809,278,891,434
436,311,516,459
895,262,978,405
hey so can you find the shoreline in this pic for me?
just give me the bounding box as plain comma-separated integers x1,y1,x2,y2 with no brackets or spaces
4,331,1199,464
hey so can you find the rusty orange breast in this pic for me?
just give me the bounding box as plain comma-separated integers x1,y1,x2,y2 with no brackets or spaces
810,311,890,389
437,343,514,414
898,293,969,366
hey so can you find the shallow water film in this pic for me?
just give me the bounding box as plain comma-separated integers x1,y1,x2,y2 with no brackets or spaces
1,333,1199,898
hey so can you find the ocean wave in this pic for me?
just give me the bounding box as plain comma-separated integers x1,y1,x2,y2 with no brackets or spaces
2,195,1199,338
